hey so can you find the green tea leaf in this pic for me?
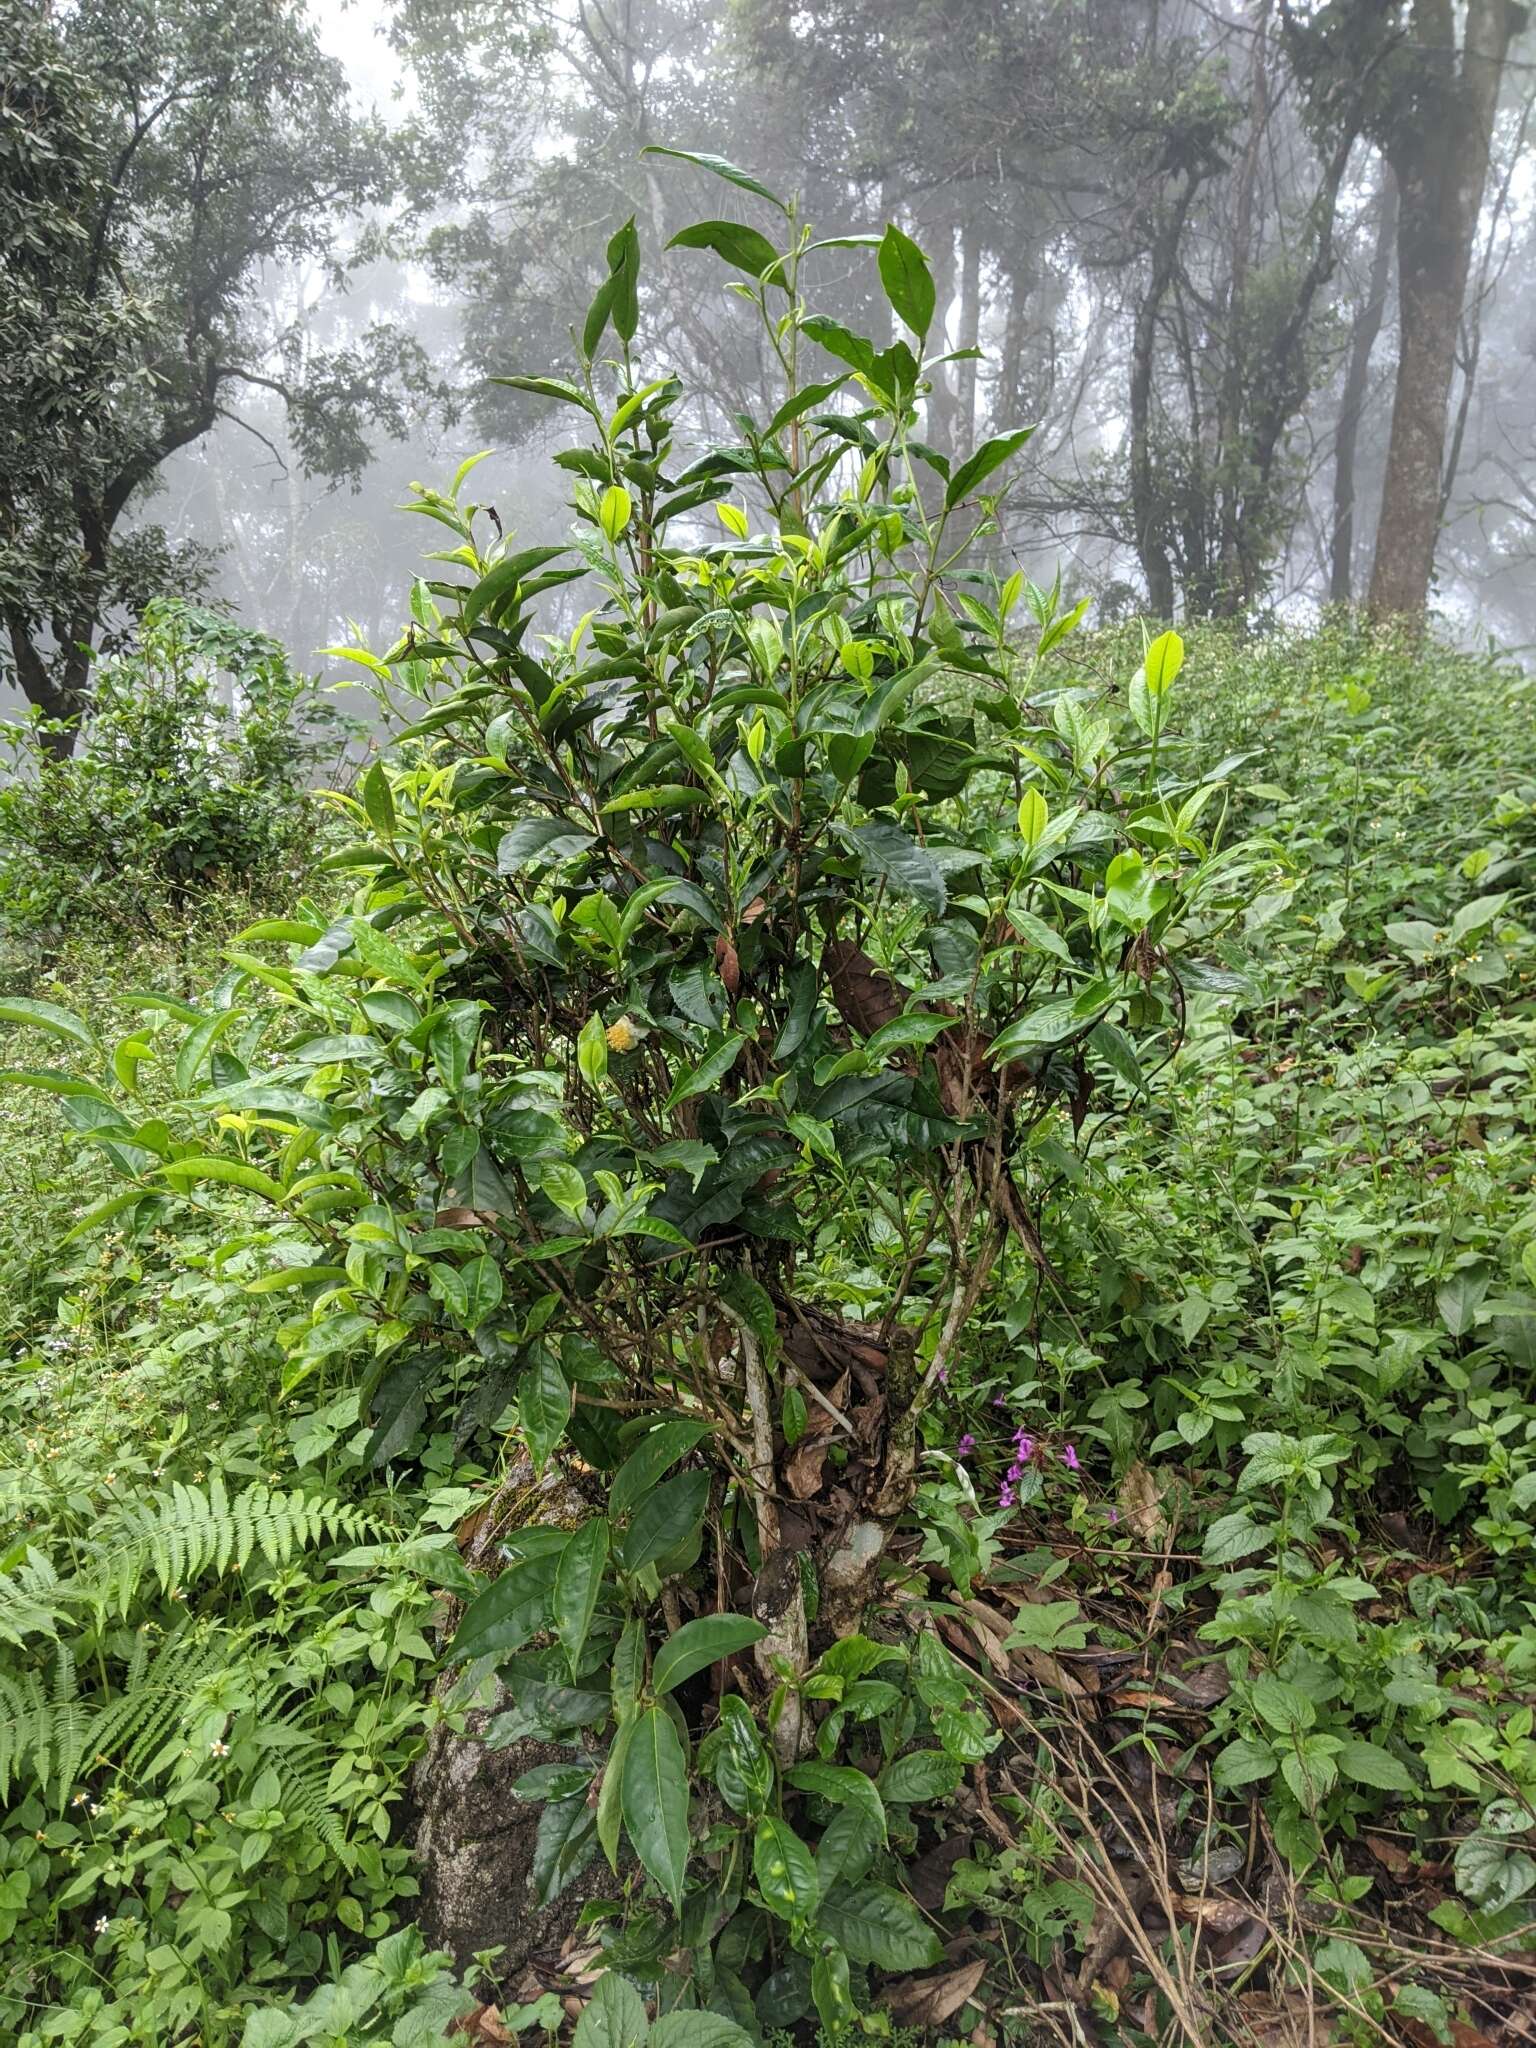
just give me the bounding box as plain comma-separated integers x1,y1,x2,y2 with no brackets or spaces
815,1882,941,1969
554,1517,609,1677
944,426,1036,510
0,999,97,1052
641,145,788,214
668,219,782,279
653,1614,766,1695
621,1704,690,1909
610,1420,714,1518
449,1548,563,1663
521,1350,573,1471
622,1469,709,1572
754,1814,819,1923
877,223,935,338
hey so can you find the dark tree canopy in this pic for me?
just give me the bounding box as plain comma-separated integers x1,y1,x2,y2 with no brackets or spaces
0,0,431,745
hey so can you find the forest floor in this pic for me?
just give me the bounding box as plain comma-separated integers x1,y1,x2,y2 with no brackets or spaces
4,621,1536,2046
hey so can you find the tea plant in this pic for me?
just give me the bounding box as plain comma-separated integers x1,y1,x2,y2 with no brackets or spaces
0,157,1267,2035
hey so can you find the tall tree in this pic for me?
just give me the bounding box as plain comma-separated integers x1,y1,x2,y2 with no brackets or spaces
1288,0,1530,619
1329,161,1398,605
1369,0,1529,619
0,0,428,748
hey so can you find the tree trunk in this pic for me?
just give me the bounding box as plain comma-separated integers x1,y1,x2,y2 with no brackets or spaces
924,220,958,461
956,212,983,457
1213,0,1272,617
1130,174,1199,621
1368,0,1527,622
4,608,87,758
1331,163,1398,607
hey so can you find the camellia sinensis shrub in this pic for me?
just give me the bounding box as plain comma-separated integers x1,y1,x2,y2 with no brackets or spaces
4,154,1269,2032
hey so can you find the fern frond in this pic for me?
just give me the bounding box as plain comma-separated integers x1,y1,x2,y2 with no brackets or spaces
0,1644,84,1803
273,1742,352,1864
81,1627,232,1797
89,1478,379,1615
0,1545,74,1647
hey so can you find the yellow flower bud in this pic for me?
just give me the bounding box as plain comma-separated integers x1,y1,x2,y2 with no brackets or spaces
606,1015,637,1054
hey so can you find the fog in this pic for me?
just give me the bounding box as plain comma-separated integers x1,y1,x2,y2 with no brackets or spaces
127,0,1536,687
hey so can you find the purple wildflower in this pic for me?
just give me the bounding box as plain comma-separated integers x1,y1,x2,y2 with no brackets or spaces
956,1433,976,1459
998,1483,1016,1509
1061,1443,1081,1472
1107,1506,1120,1525
936,1365,948,1384
1013,1432,1035,1461
992,1393,1006,1407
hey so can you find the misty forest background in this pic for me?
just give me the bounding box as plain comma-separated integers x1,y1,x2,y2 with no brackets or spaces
6,0,1536,725
11,5,1536,2048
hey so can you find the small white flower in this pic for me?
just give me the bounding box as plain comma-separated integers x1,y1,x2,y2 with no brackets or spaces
94,1916,110,1935
209,1739,230,1757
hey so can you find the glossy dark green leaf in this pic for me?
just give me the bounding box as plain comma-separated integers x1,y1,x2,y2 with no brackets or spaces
815,1881,942,1969
653,1614,766,1695
844,822,946,918
622,1469,710,1573
610,1420,714,1519
621,1704,690,1909
944,426,1036,510
879,1750,963,1803
641,145,788,214
668,219,782,280
877,223,935,339
713,1695,774,1818
520,1350,573,1471
753,1814,819,1923
531,1796,597,1907
554,1516,609,1677
813,1803,881,1892
448,1547,563,1664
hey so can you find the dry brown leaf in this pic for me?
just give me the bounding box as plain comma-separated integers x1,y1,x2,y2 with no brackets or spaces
1401,2024,1499,2048
783,1438,829,1499
1118,1460,1168,1542
1363,1831,1414,1876
451,2005,513,2044
881,1958,987,2028
1010,1644,1091,1696
714,935,741,995
1169,1892,1252,1932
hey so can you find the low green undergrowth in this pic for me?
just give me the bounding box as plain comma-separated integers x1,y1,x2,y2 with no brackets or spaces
4,279,1536,2048
5,618,1536,2044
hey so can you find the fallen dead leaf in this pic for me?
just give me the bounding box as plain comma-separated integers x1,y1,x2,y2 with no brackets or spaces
1401,2024,1499,2048
906,1831,974,1912
1169,1892,1252,1933
1363,1832,1414,1876
1118,1460,1169,1542
452,2005,513,2044
1010,1644,1094,1696
879,1957,987,2028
